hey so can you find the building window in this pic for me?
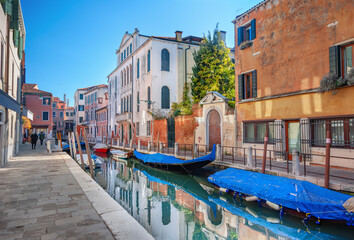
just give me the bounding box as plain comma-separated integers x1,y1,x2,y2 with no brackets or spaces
147,87,151,109
124,98,126,112
136,122,139,136
43,97,51,105
147,121,151,136
42,111,49,121
79,105,84,111
161,86,170,109
243,121,274,144
137,59,140,78
79,94,83,100
130,95,132,112
130,43,132,54
60,112,63,118
79,117,83,123
66,112,69,117
137,91,140,112
329,43,353,78
121,53,123,62
124,50,126,59
237,19,256,46
53,112,56,118
52,102,56,108
85,96,87,104
121,99,123,114
161,49,170,71
147,50,151,72
238,70,257,100
311,117,354,148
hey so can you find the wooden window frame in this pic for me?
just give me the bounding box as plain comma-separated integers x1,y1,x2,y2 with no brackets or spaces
245,72,252,99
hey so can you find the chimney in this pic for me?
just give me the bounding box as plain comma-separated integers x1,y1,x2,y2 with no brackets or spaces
220,31,226,46
175,31,182,42
67,99,69,107
64,94,66,106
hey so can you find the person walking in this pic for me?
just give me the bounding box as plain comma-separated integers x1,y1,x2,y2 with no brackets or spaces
31,132,38,149
39,132,45,146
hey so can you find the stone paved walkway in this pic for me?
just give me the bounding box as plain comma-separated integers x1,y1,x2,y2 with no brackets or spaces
0,143,116,240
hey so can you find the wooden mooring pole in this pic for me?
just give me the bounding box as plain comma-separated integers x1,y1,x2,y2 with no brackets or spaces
325,130,331,189
262,128,268,174
71,132,77,161
68,133,73,157
83,129,94,178
75,130,85,169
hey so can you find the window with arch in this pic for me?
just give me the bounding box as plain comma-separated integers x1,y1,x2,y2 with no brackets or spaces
127,67,129,84
161,86,170,109
124,69,126,86
161,49,170,71
121,99,123,113
137,91,140,112
137,59,140,78
147,87,151,109
130,95,132,112
147,50,151,72
115,76,117,92
130,65,133,83
123,98,126,112
121,72,123,87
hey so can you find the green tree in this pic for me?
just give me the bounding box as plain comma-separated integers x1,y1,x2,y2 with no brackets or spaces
191,26,235,104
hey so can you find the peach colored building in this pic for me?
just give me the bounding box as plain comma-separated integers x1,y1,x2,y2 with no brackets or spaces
233,0,354,168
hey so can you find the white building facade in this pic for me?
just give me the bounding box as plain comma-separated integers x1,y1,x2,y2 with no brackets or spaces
0,0,27,165
108,29,201,143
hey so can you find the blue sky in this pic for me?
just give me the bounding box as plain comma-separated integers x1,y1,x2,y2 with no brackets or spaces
21,0,261,105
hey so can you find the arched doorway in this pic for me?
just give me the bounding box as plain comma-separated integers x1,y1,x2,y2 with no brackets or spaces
208,110,221,149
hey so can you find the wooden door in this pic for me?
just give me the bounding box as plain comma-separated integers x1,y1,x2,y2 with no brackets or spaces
208,110,221,150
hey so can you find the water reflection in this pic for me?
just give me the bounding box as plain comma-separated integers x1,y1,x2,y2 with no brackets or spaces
92,155,352,240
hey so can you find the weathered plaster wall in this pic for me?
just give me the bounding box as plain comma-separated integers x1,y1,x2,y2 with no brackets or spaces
234,0,354,98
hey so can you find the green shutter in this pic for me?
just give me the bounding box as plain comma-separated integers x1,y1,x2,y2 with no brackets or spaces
347,46,352,68
10,0,19,30
2,0,12,15
238,74,244,100
252,70,257,98
18,34,23,59
329,46,340,78
13,29,19,47
251,19,256,40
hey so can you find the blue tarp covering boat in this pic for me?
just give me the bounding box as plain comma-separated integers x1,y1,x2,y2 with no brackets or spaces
134,145,216,173
210,197,338,240
208,168,354,223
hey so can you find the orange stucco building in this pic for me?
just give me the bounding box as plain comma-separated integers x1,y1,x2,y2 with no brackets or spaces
234,0,354,168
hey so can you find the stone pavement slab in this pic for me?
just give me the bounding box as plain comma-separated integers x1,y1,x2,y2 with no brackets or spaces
0,143,153,240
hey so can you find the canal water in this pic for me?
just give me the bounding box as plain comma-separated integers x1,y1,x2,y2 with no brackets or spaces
90,153,353,240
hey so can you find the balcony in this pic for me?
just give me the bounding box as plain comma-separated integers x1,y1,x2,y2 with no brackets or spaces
115,112,131,122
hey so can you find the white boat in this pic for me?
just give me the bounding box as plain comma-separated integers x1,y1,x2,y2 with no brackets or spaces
110,149,132,160
76,154,102,168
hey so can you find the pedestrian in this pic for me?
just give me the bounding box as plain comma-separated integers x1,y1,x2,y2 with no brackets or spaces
39,132,45,145
31,132,38,149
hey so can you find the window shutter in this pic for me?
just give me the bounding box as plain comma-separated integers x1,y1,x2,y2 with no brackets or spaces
237,27,244,46
252,70,257,98
13,30,19,48
329,46,340,78
251,19,256,40
238,74,244,100
347,46,352,68
161,86,170,109
148,87,151,109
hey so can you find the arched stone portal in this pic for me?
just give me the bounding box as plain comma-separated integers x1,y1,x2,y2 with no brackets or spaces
208,109,221,149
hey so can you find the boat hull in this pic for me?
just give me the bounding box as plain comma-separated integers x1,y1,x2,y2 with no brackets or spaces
94,148,109,153
138,159,213,173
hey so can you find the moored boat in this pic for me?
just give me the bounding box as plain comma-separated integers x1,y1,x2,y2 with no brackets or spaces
76,154,102,169
111,149,132,160
133,144,216,173
93,143,109,153
208,168,354,225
